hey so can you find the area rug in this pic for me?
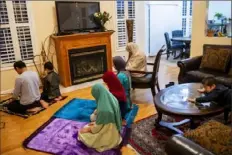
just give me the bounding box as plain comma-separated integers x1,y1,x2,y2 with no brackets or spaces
0,96,67,118
23,118,126,155
128,114,230,155
129,115,171,155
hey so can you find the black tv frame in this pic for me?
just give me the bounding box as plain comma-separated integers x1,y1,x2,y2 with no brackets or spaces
55,1,100,34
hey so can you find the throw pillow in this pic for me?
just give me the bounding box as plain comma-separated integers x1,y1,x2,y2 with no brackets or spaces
200,47,231,73
184,120,232,155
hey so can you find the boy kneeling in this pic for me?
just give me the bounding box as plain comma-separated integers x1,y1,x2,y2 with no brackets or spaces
40,62,62,106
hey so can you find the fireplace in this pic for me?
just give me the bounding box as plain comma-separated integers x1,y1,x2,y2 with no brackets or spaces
51,31,113,87
68,45,107,84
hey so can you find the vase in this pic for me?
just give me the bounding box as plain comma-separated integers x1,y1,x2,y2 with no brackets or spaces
100,25,106,32
126,19,134,42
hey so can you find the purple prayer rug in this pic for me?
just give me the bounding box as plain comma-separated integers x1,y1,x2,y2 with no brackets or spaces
23,118,128,155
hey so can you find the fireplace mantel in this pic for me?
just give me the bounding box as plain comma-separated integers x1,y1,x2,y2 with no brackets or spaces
51,31,114,87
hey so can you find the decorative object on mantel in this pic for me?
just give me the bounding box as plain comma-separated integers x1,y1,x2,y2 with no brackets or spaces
33,33,57,82
91,11,112,32
33,43,49,81
126,19,134,42
207,29,215,37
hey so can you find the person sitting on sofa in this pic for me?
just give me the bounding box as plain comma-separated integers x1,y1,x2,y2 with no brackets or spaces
188,77,232,123
6,61,48,114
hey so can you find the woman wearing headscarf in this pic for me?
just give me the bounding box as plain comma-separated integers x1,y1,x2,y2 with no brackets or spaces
113,56,132,108
126,42,147,77
78,83,122,152
102,71,129,119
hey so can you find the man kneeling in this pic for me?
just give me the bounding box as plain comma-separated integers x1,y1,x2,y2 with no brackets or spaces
6,61,48,114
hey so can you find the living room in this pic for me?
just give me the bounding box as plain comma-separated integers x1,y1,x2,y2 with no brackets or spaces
0,1,231,155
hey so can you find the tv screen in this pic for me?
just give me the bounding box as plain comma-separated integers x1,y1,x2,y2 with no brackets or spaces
55,1,100,33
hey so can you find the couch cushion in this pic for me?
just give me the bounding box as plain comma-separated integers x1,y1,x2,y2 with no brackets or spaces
185,70,215,82
215,76,232,87
131,74,152,83
200,46,231,73
184,120,232,155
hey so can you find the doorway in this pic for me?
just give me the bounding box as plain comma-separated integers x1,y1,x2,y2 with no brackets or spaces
148,2,182,56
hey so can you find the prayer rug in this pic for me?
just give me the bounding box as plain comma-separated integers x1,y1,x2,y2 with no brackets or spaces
54,98,139,127
23,98,138,154
54,98,97,122
0,96,67,118
23,118,127,155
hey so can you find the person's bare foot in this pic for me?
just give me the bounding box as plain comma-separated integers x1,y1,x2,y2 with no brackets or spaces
54,96,63,101
27,107,42,114
40,100,49,108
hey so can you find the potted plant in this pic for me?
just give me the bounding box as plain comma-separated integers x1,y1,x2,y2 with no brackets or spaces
207,29,215,37
214,12,223,20
90,11,112,32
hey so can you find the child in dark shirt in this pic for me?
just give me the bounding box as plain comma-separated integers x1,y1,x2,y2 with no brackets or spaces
188,77,232,123
40,62,62,106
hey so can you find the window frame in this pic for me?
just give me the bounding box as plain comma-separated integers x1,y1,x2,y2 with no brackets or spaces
182,0,192,37
1,1,36,68
115,0,136,52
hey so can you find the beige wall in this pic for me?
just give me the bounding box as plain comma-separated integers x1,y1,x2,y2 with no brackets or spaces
191,1,232,57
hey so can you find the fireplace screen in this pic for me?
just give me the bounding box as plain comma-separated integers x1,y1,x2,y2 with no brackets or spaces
68,45,107,85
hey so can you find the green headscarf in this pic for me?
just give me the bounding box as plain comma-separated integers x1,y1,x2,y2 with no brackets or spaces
91,83,122,131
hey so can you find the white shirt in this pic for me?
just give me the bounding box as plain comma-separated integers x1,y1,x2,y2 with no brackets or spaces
13,71,40,105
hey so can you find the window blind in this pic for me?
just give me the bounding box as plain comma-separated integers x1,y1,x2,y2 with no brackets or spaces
0,0,34,66
0,28,15,64
116,0,136,50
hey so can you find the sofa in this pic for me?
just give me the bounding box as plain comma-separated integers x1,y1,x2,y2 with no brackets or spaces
165,134,213,155
165,120,232,155
177,44,232,88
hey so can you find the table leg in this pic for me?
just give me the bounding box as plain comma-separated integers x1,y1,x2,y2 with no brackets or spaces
155,111,162,127
190,119,196,129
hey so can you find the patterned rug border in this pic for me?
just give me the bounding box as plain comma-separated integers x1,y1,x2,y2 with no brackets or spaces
129,114,157,155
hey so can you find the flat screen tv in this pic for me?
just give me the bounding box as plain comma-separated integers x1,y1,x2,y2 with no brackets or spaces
55,1,100,33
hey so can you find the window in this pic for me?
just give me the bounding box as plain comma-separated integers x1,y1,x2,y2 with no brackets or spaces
181,0,192,37
189,18,192,36
116,0,136,51
182,0,187,16
206,1,231,37
182,18,187,36
0,0,34,66
189,1,192,16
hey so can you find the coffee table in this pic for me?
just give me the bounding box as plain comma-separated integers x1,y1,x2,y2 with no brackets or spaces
154,83,224,134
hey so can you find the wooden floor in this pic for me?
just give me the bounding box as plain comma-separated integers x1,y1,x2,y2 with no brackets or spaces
0,57,179,155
